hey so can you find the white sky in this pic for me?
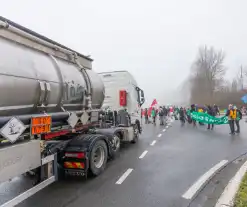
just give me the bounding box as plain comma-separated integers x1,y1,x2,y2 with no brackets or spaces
1,0,247,106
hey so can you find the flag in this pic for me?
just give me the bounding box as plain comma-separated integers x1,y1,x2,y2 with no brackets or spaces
148,99,158,116
150,99,157,107
241,94,247,103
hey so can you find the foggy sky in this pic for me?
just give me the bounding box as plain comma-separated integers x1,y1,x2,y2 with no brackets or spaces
1,0,246,106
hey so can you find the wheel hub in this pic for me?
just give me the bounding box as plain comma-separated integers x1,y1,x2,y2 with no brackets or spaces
93,146,105,168
112,135,120,150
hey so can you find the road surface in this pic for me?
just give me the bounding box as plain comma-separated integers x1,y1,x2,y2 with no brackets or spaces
1,119,247,207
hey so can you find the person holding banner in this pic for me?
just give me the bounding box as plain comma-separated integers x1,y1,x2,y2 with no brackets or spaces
207,105,216,130
190,104,196,127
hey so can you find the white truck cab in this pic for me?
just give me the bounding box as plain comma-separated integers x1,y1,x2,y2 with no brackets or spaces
98,71,145,126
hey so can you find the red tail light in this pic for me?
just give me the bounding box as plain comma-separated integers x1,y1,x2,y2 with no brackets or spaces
65,152,85,159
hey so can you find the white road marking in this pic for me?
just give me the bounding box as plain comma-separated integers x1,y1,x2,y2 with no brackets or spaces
115,168,133,185
163,129,166,132
139,150,148,159
215,160,247,207
150,140,157,146
157,134,162,137
182,160,228,200
166,126,169,129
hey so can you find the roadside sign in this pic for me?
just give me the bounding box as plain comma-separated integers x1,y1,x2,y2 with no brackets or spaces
0,117,26,143
31,115,51,135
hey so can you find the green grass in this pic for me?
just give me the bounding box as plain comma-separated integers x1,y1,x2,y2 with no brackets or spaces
234,172,247,207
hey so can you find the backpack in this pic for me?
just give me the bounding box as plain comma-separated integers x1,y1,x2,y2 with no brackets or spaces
159,110,164,116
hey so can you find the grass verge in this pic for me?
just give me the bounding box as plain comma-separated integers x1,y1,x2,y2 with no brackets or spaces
234,172,247,207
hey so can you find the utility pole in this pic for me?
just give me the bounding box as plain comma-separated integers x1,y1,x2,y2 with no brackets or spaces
240,65,244,90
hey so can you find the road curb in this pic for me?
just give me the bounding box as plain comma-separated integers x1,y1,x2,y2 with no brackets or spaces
215,159,247,207
184,160,229,202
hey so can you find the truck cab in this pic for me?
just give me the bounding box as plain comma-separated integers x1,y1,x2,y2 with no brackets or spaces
98,70,145,126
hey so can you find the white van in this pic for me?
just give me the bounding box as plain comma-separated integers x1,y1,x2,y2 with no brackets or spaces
98,71,145,127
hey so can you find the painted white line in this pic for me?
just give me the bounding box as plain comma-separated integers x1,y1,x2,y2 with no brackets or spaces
157,134,162,137
215,160,247,207
0,176,55,207
166,126,169,129
150,140,157,146
163,129,166,132
115,168,133,185
139,150,148,159
182,160,228,200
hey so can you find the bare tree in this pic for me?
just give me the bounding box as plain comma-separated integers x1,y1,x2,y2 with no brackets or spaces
190,45,226,104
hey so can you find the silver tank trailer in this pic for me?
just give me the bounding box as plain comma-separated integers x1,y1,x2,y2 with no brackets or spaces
0,36,105,117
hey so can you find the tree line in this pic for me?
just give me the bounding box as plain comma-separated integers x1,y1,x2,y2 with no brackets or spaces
189,45,246,108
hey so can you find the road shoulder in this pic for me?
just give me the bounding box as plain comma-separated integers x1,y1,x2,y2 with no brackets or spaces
189,153,247,207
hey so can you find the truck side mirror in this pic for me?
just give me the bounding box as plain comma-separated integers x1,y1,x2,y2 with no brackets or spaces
141,97,145,104
141,90,144,98
140,90,145,106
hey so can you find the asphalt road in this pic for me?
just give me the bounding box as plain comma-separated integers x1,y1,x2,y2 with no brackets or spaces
1,119,247,207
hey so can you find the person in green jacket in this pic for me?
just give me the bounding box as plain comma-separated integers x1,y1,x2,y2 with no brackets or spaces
151,107,156,125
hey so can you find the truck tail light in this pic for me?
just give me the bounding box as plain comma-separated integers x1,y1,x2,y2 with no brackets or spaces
64,161,85,169
65,152,85,159
119,90,127,106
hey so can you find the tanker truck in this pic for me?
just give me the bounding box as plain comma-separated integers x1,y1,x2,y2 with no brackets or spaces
0,16,145,206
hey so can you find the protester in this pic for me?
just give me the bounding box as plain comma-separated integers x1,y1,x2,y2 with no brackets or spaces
190,104,196,127
151,107,156,125
186,107,192,123
197,106,204,125
163,106,168,124
207,105,215,130
179,107,185,126
144,108,149,124
159,107,165,125
234,105,242,133
226,104,235,135
213,104,220,116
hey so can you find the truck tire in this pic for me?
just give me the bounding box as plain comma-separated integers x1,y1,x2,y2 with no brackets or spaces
131,124,139,144
89,140,108,176
110,133,121,159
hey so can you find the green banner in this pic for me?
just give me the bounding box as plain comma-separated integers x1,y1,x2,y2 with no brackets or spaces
189,112,228,125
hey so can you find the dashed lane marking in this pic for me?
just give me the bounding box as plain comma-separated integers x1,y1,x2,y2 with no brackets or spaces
116,168,133,185
182,160,228,200
150,140,156,146
157,134,162,137
139,150,148,159
166,126,169,129
163,129,166,132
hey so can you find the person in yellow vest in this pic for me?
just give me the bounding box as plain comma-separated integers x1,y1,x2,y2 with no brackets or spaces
198,108,203,113
226,104,236,135
198,107,204,125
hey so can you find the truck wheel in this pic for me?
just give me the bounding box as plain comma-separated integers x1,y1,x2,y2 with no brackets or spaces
110,134,121,158
131,124,139,144
89,140,108,176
